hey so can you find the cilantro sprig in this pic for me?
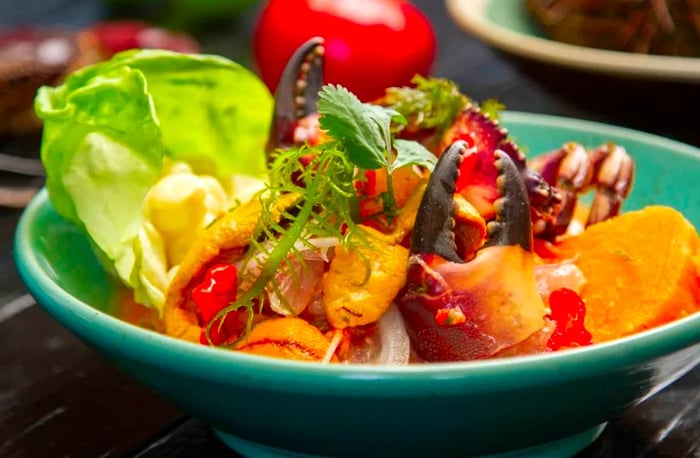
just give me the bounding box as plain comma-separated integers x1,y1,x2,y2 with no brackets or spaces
206,83,441,344
317,84,436,219
207,144,361,344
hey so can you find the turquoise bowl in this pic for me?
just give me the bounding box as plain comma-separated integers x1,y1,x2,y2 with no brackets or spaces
15,112,700,458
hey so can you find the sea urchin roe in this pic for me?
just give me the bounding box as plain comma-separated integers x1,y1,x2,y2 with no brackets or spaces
163,306,201,344
322,225,409,328
235,317,336,362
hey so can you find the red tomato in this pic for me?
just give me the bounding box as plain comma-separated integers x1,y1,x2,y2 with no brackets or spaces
252,0,437,102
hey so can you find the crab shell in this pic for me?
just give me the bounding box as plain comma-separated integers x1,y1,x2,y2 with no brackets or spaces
397,141,547,362
266,36,325,154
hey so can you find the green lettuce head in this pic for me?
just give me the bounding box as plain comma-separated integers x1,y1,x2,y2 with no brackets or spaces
35,49,273,313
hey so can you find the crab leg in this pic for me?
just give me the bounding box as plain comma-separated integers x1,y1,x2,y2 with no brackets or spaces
398,141,546,362
529,141,634,233
266,36,325,154
586,143,635,225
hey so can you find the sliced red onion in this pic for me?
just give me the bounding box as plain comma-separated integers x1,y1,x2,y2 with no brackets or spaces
292,236,340,262
241,236,340,274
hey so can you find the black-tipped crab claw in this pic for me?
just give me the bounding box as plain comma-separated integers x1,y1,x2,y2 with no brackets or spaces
397,141,547,362
266,36,325,154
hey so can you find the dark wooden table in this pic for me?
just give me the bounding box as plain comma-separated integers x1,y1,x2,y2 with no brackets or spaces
2,2,699,457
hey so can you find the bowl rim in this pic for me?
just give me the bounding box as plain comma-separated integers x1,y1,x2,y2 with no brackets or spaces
14,111,700,397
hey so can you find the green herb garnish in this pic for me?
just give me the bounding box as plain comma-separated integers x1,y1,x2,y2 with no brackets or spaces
382,75,469,135
317,84,436,218
206,83,438,344
206,144,361,343
480,98,506,122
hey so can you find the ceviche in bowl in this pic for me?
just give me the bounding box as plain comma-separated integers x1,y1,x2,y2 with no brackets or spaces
15,40,700,458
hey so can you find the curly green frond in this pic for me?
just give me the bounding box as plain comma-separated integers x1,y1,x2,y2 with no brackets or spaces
207,143,371,343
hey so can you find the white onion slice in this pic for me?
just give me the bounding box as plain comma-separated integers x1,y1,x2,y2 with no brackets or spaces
268,258,325,316
241,236,341,274
534,261,587,304
373,304,411,366
236,236,341,316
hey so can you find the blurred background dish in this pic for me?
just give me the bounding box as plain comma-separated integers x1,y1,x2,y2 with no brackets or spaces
0,0,256,208
0,18,202,138
446,0,700,82
524,0,700,58
0,0,258,30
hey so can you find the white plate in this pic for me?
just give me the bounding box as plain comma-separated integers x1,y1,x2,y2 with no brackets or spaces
445,0,700,82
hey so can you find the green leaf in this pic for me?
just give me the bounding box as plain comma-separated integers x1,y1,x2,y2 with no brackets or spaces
36,66,163,285
102,49,273,179
317,84,388,170
35,50,274,310
392,139,437,172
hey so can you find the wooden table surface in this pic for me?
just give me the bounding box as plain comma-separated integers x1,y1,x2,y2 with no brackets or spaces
1,1,699,457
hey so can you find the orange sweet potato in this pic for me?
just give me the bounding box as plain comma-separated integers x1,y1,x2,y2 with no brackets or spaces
558,205,700,342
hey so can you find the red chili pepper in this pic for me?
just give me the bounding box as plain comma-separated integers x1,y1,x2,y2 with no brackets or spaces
191,264,240,345
200,313,249,346
84,20,201,56
355,170,378,196
355,170,383,225
546,288,593,351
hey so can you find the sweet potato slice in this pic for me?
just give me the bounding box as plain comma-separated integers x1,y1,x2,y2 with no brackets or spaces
558,206,700,342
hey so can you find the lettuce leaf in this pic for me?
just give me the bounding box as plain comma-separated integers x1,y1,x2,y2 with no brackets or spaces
98,50,273,178
35,50,273,308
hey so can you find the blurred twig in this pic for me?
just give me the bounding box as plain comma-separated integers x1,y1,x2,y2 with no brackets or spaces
0,186,39,208
0,153,45,177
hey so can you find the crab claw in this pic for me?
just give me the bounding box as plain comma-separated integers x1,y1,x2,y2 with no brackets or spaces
266,36,325,154
398,141,547,362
